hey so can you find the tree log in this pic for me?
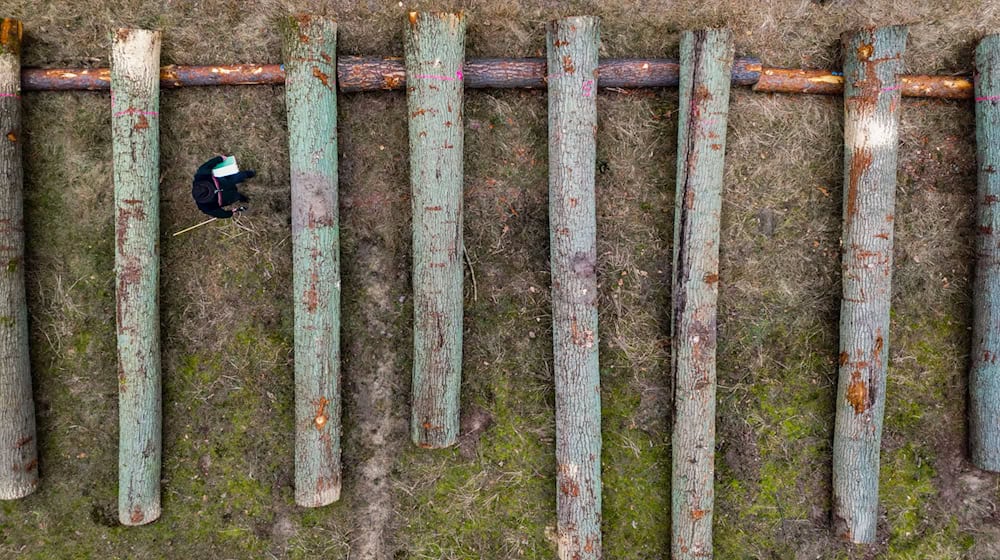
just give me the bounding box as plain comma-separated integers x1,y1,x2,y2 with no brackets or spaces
971,35,1000,472
282,15,342,507
19,57,762,92
547,16,602,560
111,28,162,527
831,25,907,544
0,18,36,501
670,28,733,560
406,12,466,449
753,67,971,99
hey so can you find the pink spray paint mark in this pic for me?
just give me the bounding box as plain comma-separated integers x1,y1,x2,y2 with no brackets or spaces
0,93,20,98
977,95,1000,102
881,84,902,92
582,79,594,97
412,67,464,81
113,109,159,118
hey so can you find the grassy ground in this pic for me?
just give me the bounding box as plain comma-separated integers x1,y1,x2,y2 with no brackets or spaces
0,0,998,558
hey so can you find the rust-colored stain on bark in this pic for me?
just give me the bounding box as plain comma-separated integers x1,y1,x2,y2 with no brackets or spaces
14,435,31,448
685,188,695,210
317,475,339,494
382,73,403,89
986,194,1000,205
710,143,721,150
873,333,883,359
562,55,575,74
691,508,707,520
408,11,418,26
856,43,874,61
303,271,319,312
312,66,330,87
130,507,144,524
559,477,580,496
553,39,569,47
133,115,149,130
846,370,869,414
874,231,889,239
694,84,713,105
980,225,994,235
313,396,330,430
5,131,15,142
839,351,850,366
570,319,595,348
846,147,873,221
703,273,719,284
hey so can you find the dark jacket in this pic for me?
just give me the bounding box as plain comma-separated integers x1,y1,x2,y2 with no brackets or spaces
192,156,249,218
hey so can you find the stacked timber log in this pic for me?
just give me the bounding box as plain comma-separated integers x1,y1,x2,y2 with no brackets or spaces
111,28,163,526
670,28,734,560
406,11,467,449
0,17,36,501
831,25,908,544
972,35,1000,473
282,15,343,508
547,15,603,560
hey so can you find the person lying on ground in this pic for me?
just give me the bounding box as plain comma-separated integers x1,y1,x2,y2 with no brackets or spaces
191,155,256,219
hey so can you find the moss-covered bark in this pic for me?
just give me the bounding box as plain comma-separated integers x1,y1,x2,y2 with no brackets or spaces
547,15,602,560
831,25,908,544
670,28,734,560
282,15,342,508
972,34,1000,472
111,27,162,527
406,12,467,449
0,17,36,501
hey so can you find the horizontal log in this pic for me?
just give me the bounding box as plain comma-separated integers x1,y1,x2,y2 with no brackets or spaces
18,58,975,99
753,66,973,99
20,57,762,91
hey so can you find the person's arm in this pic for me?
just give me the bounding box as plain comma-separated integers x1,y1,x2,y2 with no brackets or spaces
194,156,225,179
198,204,233,219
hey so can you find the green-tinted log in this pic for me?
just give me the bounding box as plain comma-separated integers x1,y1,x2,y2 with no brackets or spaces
972,35,1000,472
406,11,466,449
111,28,162,526
283,15,342,507
0,18,36,501
547,16,602,560
670,28,733,560
831,25,907,544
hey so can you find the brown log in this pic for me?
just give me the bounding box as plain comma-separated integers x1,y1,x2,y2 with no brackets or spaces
21,57,761,92
19,59,975,99
754,67,972,99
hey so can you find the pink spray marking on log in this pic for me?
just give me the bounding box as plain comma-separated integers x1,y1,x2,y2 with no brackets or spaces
412,67,463,82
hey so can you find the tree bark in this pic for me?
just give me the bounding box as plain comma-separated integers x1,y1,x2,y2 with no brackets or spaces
111,28,162,527
18,57,761,92
406,12,466,449
670,29,734,560
282,15,342,507
831,25,907,544
971,34,1000,472
753,68,970,100
0,18,36,501
547,16,602,560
